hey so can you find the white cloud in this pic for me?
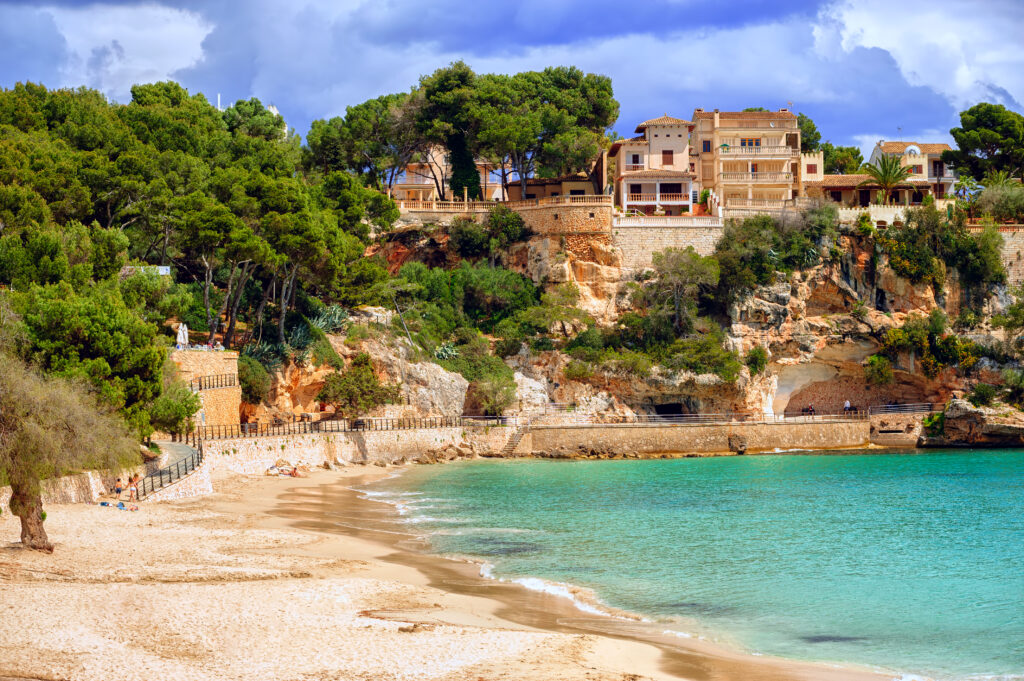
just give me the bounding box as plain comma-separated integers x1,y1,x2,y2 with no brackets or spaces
44,3,212,100
819,0,1024,108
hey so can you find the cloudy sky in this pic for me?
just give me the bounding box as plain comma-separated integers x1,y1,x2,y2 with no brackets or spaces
1,0,1022,156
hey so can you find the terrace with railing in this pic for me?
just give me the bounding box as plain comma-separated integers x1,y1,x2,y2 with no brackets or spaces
395,194,612,213
719,145,796,156
719,171,793,182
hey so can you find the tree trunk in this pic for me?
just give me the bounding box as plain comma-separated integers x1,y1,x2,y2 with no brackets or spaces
9,485,52,553
223,263,256,348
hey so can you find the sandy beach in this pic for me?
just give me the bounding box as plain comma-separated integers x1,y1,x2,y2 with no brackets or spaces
0,465,894,681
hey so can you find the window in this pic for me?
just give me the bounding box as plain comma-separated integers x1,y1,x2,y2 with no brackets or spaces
569,189,586,195
660,183,682,194
912,165,923,174
550,192,559,197
631,154,640,165
702,140,711,153
807,164,818,174
740,138,761,147
830,190,842,202
750,163,758,173
629,184,642,195
689,163,695,172
525,193,536,199
662,150,674,165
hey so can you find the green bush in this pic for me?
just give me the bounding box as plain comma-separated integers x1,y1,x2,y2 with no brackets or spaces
660,330,742,381
698,188,710,206
865,354,894,385
977,184,1024,223
564,360,594,381
922,411,945,436
238,354,272,404
745,346,769,375
448,217,490,259
855,212,876,236
851,299,868,321
316,353,400,418
968,382,998,407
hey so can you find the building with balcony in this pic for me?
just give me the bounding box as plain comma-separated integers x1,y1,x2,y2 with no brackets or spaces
867,140,955,200
607,115,696,216
504,171,603,201
391,146,504,202
690,108,810,210
804,174,946,208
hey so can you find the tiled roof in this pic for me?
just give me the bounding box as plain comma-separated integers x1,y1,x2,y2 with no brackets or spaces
503,172,590,187
619,169,694,178
691,109,797,120
806,174,933,188
879,141,952,155
635,115,692,133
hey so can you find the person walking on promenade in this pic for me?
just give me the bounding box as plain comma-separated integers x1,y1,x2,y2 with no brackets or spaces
844,399,851,412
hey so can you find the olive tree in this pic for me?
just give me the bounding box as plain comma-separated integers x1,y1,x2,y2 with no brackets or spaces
0,354,139,552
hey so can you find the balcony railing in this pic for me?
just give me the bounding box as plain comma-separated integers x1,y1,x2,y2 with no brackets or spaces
715,120,798,129
657,193,690,203
726,198,791,208
719,172,793,182
623,164,645,171
719,146,796,156
626,193,656,202
613,215,723,227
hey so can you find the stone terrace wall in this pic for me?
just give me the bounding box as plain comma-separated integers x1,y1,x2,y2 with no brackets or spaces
527,421,868,455
997,229,1024,286
169,350,239,385
612,225,724,270
518,205,612,235
198,386,243,428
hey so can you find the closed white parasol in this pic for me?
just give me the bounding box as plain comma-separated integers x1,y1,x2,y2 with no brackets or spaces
176,323,189,347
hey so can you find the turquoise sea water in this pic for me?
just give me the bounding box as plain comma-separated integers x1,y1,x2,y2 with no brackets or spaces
367,450,1024,680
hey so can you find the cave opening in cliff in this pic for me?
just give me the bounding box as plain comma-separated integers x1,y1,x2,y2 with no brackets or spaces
653,403,687,417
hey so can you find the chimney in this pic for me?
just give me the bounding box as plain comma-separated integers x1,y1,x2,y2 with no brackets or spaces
779,107,789,112
694,107,704,113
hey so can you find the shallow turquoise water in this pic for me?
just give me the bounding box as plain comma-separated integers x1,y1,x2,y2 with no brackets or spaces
367,450,1024,680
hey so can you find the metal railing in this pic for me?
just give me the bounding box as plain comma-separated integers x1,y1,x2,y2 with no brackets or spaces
189,374,238,391
613,215,723,227
529,410,869,428
138,442,204,500
187,415,512,444
719,171,794,182
867,403,943,415
719,146,796,156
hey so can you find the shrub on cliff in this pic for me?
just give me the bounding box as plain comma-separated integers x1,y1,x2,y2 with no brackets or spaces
316,353,400,418
745,346,769,375
977,184,1024,223
660,329,742,381
968,382,998,407
864,354,894,385
238,354,272,404
449,217,490,259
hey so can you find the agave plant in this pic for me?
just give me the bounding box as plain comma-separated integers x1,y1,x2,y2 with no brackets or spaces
310,305,349,333
434,342,459,361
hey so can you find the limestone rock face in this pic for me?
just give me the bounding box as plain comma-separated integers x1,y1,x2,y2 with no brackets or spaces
931,399,1024,446
514,372,550,414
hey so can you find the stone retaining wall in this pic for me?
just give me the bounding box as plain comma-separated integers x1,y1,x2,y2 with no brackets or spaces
145,465,213,503
525,420,869,455
869,413,926,447
519,205,612,235
201,427,475,475
612,225,724,270
0,472,106,512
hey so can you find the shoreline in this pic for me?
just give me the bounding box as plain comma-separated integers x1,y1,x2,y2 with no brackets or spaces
0,462,905,680
261,463,895,681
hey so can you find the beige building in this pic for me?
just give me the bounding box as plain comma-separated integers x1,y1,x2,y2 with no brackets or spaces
867,141,955,200
391,147,504,202
690,108,820,209
504,172,596,201
607,115,696,216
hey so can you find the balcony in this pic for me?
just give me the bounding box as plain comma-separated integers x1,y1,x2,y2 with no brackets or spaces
623,164,645,172
719,171,793,183
719,145,796,157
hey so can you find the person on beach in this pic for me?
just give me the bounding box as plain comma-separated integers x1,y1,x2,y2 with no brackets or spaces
113,478,123,497
128,475,139,501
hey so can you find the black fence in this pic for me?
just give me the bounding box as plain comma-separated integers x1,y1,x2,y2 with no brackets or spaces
189,374,238,391
866,403,944,415
138,442,204,500
186,415,512,444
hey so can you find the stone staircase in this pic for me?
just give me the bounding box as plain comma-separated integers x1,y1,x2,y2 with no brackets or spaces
500,425,528,456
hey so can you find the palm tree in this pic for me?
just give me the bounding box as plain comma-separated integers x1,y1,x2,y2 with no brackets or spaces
983,169,1013,187
859,155,912,204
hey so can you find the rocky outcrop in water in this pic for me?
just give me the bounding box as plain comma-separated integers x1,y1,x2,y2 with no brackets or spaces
920,399,1024,447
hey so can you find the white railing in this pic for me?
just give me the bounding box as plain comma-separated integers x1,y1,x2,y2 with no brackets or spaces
726,198,791,208
626,193,656,203
719,172,793,182
715,120,798,129
719,146,795,156
397,195,611,212
657,193,690,203
613,215,723,227
835,205,906,224
624,164,645,171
